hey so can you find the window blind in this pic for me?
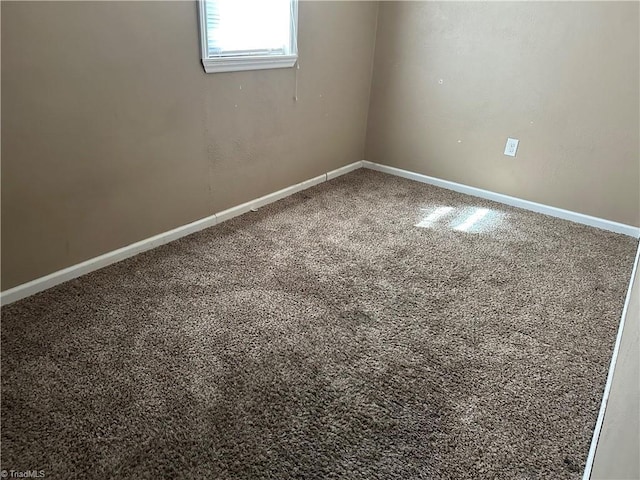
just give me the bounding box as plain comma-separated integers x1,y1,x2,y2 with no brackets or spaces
203,0,295,58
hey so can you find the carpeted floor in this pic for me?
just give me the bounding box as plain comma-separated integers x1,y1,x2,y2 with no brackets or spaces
1,169,637,480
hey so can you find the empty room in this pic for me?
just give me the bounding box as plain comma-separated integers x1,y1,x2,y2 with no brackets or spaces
1,1,639,479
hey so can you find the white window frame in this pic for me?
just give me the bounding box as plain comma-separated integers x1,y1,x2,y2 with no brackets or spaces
197,0,298,74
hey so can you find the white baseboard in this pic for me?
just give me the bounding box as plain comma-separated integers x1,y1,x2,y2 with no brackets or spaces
582,242,640,480
0,162,362,306
216,174,327,224
3,159,637,305
0,213,221,307
362,161,640,238
326,160,363,180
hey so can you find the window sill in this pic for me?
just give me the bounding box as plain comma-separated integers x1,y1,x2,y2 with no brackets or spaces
201,54,298,74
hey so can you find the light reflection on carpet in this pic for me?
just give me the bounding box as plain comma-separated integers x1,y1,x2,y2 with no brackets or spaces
415,206,505,233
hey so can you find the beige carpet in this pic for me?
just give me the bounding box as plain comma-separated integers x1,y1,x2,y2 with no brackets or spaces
1,169,637,479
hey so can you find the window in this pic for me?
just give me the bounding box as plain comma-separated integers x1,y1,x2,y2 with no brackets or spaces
198,0,298,74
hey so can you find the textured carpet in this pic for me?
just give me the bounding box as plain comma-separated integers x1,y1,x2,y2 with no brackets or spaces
1,169,637,480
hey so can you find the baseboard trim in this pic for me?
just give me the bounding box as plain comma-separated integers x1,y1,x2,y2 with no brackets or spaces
582,242,640,480
362,161,640,238
0,162,362,306
326,160,363,180
216,174,327,224
0,213,221,307
3,159,637,306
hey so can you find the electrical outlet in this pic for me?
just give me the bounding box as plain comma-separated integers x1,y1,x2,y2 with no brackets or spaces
504,138,519,157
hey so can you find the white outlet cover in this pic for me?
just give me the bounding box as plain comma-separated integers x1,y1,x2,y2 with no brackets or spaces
504,138,519,157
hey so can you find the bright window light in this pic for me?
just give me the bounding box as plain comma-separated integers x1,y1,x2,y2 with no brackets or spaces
453,208,490,232
414,206,503,233
198,0,298,73
414,207,454,228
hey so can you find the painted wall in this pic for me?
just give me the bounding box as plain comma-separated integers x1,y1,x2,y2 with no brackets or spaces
591,249,639,480
366,1,640,227
3,1,639,286
1,0,379,289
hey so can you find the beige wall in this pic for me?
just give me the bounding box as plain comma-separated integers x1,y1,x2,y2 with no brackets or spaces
1,0,379,289
1,2,639,475
366,1,640,227
3,1,640,287
591,247,639,480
